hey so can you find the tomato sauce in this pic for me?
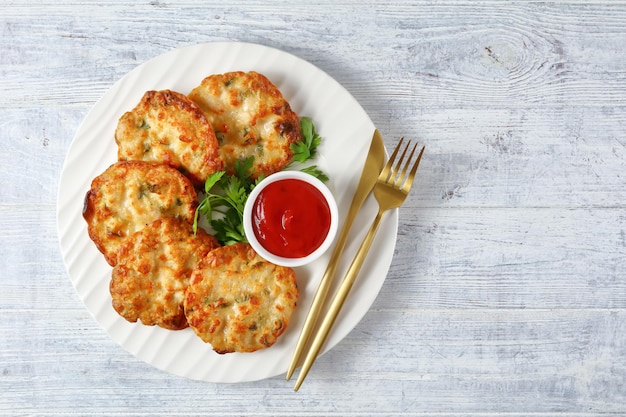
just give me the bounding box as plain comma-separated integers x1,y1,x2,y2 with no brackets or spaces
251,178,331,258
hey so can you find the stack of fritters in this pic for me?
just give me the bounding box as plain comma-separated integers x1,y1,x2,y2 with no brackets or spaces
82,71,300,353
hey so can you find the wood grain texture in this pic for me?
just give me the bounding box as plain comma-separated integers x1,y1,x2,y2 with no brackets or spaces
1,1,626,416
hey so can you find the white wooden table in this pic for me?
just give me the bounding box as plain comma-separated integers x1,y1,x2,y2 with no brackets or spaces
2,1,625,415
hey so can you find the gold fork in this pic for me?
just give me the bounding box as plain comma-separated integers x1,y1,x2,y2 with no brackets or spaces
293,138,425,391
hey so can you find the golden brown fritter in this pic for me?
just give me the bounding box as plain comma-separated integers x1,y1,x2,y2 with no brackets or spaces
110,218,220,330
184,243,298,354
188,71,301,179
115,89,224,187
83,160,198,266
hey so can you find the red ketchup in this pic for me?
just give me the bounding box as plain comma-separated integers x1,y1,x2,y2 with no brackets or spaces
251,178,331,258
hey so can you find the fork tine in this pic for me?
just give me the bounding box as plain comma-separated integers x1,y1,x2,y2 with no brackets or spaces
391,140,410,187
402,145,425,193
380,137,404,182
395,141,417,188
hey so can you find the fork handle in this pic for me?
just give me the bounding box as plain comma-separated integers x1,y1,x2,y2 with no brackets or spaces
294,209,385,391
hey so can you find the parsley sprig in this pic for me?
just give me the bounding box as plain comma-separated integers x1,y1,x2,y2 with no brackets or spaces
193,157,260,245
193,117,328,245
288,117,328,182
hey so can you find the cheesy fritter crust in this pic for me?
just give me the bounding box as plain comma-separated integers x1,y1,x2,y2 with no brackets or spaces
184,243,298,354
83,160,198,266
110,218,220,330
188,71,301,179
115,89,224,187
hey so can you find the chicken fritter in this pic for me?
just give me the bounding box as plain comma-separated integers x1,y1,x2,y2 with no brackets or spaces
184,243,298,354
83,160,198,266
188,71,301,179
115,89,224,187
110,218,220,330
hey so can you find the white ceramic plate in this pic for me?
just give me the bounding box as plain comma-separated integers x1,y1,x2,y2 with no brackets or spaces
57,42,398,383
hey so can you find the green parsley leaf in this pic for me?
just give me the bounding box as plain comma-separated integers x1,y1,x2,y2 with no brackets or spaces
290,142,311,164
300,165,329,182
300,116,314,141
211,207,247,245
291,117,322,163
204,171,225,194
234,156,254,182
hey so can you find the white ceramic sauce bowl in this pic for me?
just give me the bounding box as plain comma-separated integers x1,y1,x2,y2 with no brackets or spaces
243,170,338,267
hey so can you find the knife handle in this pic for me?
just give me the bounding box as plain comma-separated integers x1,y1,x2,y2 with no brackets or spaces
294,209,384,391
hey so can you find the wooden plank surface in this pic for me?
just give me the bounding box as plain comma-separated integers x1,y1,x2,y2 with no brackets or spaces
1,1,625,416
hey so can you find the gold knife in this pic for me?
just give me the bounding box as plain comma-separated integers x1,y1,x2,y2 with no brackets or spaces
286,129,385,381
